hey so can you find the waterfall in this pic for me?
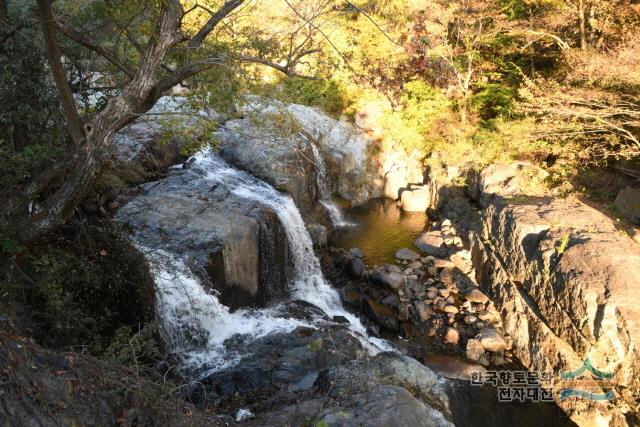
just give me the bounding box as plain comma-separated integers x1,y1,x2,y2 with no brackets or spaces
122,150,388,378
308,140,352,227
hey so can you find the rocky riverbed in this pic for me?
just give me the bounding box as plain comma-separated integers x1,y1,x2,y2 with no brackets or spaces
9,96,630,427
328,214,513,371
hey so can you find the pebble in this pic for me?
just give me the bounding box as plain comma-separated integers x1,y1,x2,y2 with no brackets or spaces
465,338,485,362
478,328,508,352
407,261,423,269
444,327,459,344
464,288,489,304
464,315,478,324
444,305,459,314
414,301,433,322
426,290,437,299
433,258,455,269
478,310,493,321
386,264,402,273
438,288,450,298
440,268,454,285
395,247,421,261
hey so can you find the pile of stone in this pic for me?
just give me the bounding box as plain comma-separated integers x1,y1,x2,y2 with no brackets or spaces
337,219,513,367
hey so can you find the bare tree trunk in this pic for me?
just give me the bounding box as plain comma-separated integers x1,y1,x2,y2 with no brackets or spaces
22,0,313,242
36,0,85,146
578,0,587,50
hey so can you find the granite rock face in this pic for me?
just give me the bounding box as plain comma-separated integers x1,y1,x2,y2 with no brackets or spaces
190,325,454,427
116,156,291,310
217,99,383,211
471,195,640,427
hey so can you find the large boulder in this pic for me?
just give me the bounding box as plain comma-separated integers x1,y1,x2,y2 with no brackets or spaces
400,184,431,212
414,231,447,257
473,162,548,208
218,99,383,209
218,118,319,215
114,96,220,169
190,325,453,426
116,155,291,310
471,195,640,426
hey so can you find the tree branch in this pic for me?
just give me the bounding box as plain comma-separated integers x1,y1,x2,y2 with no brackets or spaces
55,20,135,78
237,54,319,79
36,0,85,147
187,0,244,48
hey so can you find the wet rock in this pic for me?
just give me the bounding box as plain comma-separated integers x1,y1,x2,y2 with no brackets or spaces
370,268,405,290
395,247,421,261
414,301,433,322
381,293,400,308
347,257,365,279
414,231,447,257
615,186,640,225
307,223,328,248
367,299,399,331
332,315,350,324
116,159,290,310
349,247,365,258
478,328,508,352
340,284,362,307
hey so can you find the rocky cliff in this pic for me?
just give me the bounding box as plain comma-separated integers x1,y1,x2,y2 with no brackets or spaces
419,161,640,427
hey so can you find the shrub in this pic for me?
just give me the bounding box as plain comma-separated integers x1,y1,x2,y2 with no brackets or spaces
470,83,518,121
281,77,350,116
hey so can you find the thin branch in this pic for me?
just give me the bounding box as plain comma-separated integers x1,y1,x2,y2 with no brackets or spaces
55,20,135,78
188,0,245,48
344,1,402,47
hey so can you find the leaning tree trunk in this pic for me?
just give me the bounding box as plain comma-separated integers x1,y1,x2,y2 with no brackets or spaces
24,0,184,242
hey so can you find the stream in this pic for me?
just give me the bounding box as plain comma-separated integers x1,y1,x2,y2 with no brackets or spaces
116,147,576,425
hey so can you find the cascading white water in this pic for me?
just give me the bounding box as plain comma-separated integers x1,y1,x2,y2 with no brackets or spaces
147,250,308,376
308,141,352,227
128,150,389,378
